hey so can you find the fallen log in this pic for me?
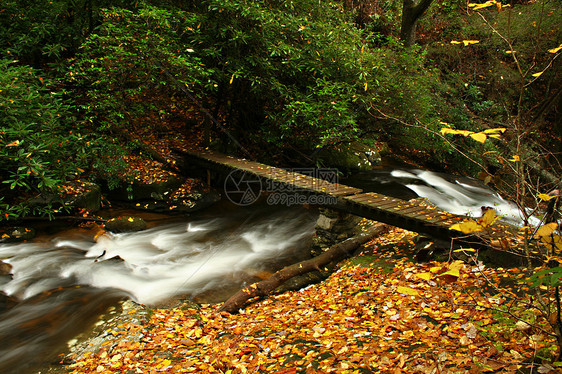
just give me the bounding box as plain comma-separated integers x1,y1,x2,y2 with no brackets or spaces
218,222,387,313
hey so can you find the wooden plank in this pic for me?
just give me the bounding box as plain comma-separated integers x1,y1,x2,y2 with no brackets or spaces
365,200,404,209
344,193,394,203
398,206,433,215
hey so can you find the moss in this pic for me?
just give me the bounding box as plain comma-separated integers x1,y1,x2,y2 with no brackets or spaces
104,216,147,233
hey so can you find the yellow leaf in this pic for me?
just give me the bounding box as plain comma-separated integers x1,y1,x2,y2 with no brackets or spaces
440,268,460,278
416,272,433,280
468,1,496,10
397,286,418,296
548,44,562,53
478,208,497,227
128,217,134,222
538,193,555,201
364,82,368,91
483,128,506,134
509,155,520,162
469,132,487,143
440,128,474,137
531,72,542,78
229,74,235,84
430,266,442,273
505,50,516,54
161,359,172,367
450,220,483,234
488,134,501,139
451,40,462,44
449,260,465,271
454,248,476,252
542,234,562,251
534,222,558,238
463,40,480,46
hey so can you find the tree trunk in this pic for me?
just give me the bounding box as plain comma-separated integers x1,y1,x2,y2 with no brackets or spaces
218,223,387,313
400,0,434,47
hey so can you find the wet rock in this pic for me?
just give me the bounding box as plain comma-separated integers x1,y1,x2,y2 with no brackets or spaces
414,235,450,262
0,261,12,276
108,175,220,214
311,209,363,256
30,181,102,212
104,216,147,233
67,182,102,211
0,291,17,313
0,227,36,243
63,300,150,366
108,175,184,202
315,215,339,231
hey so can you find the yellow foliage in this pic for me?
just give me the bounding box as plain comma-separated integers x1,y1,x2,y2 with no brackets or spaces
548,44,562,53
468,1,497,10
450,220,483,234
453,248,476,252
478,209,497,227
483,128,506,134
469,132,487,143
542,234,562,251
440,128,473,136
440,268,460,279
538,193,555,201
397,286,418,296
450,40,480,46
534,222,558,239
416,272,433,281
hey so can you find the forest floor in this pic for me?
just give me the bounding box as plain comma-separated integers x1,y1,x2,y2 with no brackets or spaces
61,226,559,374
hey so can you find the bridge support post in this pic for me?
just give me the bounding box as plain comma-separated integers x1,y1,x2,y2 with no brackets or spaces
311,208,364,257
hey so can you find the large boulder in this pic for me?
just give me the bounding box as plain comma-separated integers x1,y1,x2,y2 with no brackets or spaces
30,181,102,212
104,216,147,233
65,182,102,211
108,176,184,202
106,175,220,214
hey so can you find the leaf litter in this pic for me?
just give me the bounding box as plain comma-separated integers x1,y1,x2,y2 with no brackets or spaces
66,227,558,373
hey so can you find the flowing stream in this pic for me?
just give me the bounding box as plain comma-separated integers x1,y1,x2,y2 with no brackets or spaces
344,168,537,226
0,202,317,373
0,168,534,373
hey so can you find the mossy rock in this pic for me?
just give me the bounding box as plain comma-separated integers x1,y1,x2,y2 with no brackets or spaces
0,227,36,243
108,176,184,202
66,182,102,211
30,181,102,212
104,216,147,233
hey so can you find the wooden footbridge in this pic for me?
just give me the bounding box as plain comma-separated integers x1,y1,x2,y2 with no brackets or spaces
178,149,503,243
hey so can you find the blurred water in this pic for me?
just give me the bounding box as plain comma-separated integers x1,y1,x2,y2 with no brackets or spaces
0,203,317,373
345,168,538,226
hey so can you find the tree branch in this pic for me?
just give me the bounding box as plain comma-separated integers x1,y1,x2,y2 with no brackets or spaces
218,223,387,313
